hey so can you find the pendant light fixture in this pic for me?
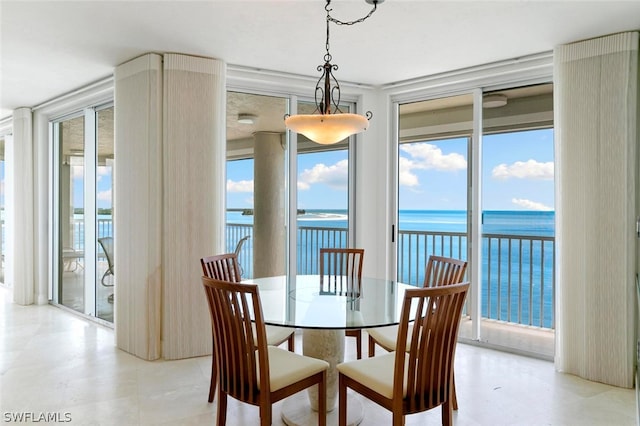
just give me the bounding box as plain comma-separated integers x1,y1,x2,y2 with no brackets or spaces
284,0,382,145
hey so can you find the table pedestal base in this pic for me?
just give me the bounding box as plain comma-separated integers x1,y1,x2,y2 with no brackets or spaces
281,391,363,426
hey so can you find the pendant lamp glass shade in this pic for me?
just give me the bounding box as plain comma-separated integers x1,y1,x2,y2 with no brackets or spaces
285,113,369,145
284,0,381,145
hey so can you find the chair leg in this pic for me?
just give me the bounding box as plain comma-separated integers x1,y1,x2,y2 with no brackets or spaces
287,333,295,352
259,400,272,426
318,371,327,426
217,391,227,425
208,354,217,403
392,410,404,426
442,399,453,426
338,374,347,426
368,335,376,357
451,373,458,411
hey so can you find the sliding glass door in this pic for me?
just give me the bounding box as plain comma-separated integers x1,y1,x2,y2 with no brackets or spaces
53,103,114,322
394,83,555,358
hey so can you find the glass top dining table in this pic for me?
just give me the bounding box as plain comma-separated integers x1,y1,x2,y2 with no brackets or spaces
242,274,417,330
240,275,417,425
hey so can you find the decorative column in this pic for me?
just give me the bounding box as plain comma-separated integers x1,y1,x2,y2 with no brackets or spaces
253,132,286,278
10,108,35,305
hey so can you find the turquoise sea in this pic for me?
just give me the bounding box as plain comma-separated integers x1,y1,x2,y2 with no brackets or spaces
227,209,555,236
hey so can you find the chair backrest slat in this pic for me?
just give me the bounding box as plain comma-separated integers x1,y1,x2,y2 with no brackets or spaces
394,282,470,413
202,277,270,405
423,255,468,288
201,253,242,283
319,248,364,296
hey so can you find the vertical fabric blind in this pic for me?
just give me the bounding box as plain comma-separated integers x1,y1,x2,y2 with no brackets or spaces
114,53,164,360
114,53,226,360
554,31,638,388
161,54,226,360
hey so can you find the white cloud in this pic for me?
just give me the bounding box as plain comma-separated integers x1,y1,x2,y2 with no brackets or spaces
492,159,553,180
398,143,466,188
227,179,253,192
400,143,467,171
97,189,112,203
398,157,419,187
297,181,310,190
298,159,348,191
511,198,553,211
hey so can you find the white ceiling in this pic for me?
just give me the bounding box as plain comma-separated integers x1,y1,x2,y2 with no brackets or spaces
1,0,639,120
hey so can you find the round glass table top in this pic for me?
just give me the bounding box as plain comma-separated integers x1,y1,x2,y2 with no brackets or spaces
241,275,416,330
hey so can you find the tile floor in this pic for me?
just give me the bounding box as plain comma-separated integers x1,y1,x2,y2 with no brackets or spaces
0,285,636,426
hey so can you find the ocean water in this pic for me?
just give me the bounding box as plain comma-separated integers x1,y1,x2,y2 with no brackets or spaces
227,209,555,236
227,209,556,329
67,210,555,327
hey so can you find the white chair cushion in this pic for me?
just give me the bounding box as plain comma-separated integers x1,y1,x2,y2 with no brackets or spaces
266,325,294,346
259,346,329,392
249,324,293,347
337,352,408,399
367,324,414,352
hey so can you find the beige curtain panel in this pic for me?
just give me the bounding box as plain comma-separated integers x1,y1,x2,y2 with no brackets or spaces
554,31,638,388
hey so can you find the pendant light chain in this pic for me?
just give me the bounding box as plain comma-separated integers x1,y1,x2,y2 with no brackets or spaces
325,0,379,27
283,0,381,145
323,0,379,67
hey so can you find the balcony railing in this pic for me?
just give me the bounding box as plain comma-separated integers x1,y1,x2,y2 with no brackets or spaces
70,218,554,330
227,223,555,331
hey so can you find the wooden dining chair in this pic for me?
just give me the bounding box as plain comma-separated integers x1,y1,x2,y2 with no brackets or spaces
366,255,467,409
338,282,470,426
319,247,365,359
200,253,296,403
202,276,329,426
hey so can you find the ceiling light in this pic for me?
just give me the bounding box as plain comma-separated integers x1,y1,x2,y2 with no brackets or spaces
483,94,508,108
237,114,257,125
284,0,383,145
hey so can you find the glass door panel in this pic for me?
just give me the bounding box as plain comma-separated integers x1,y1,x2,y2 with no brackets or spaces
54,105,114,323
397,95,472,287
58,115,85,313
0,136,5,285
480,84,555,357
225,92,288,279
96,106,114,321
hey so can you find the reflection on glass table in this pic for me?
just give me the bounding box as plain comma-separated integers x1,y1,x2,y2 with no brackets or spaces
242,275,415,426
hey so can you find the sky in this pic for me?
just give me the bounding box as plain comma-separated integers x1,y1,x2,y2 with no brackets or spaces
72,164,113,210
227,128,554,211
65,127,554,212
